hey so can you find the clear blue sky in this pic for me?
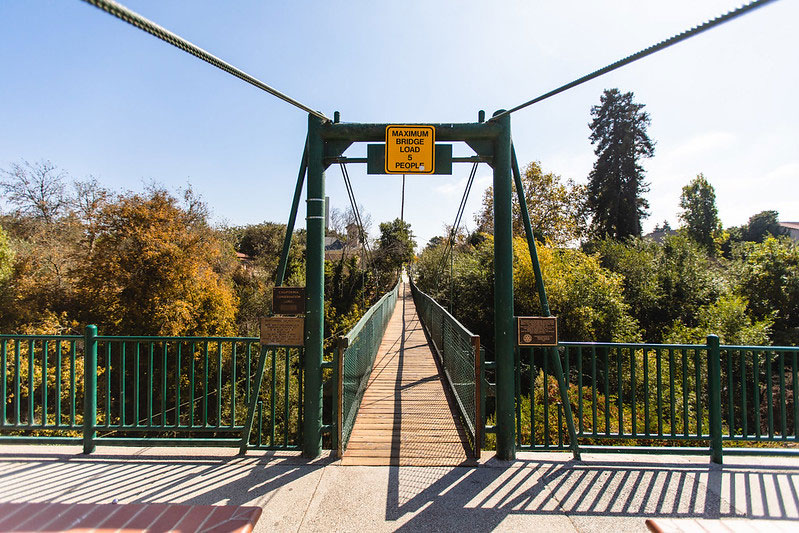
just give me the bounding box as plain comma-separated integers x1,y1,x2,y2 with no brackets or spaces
1,1,796,247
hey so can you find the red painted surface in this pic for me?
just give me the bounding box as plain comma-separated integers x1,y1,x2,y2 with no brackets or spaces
0,502,261,532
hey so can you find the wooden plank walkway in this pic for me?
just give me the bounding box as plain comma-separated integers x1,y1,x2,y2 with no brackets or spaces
341,283,473,466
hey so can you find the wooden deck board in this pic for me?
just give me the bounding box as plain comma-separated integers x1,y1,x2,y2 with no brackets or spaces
342,283,473,467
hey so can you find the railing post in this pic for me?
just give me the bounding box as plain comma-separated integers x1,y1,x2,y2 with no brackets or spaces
336,337,345,458
473,335,482,459
708,334,723,464
82,325,97,454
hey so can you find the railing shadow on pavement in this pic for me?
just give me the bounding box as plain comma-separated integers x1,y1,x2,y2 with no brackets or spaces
385,456,799,530
0,449,334,508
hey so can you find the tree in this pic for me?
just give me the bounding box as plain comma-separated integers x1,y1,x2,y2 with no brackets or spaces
515,237,640,342
653,220,672,232
0,160,69,223
375,218,415,287
679,174,721,252
75,189,238,336
733,237,799,344
330,206,372,261
741,210,785,243
476,161,587,245
664,294,772,346
414,235,640,345
587,89,655,239
0,224,12,285
593,234,723,342
72,177,109,252
330,206,372,241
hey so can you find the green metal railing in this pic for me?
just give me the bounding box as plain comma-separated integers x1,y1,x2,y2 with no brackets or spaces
0,335,84,445
336,283,399,455
1,329,302,451
515,339,799,461
410,281,481,457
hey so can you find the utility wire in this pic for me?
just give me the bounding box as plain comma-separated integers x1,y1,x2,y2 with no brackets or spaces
79,0,328,121
493,0,778,120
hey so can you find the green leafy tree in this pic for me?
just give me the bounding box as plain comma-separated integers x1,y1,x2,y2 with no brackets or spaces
476,161,587,245
664,294,772,346
415,235,640,346
593,234,723,342
587,89,655,239
741,210,786,243
324,256,372,348
375,218,415,288
733,237,799,344
591,238,663,339
514,237,640,342
679,174,721,252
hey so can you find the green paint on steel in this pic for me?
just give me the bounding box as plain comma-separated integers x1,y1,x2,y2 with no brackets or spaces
411,280,481,457
338,284,399,451
83,325,98,454
708,335,723,464
511,144,550,316
366,144,453,175
319,121,501,143
491,110,515,461
303,113,325,458
239,345,269,454
275,137,308,287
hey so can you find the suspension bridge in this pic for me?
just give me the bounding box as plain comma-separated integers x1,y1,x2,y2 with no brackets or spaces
1,0,796,531
1,0,794,470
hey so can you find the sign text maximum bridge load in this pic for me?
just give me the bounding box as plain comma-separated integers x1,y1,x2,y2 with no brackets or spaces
287,110,579,461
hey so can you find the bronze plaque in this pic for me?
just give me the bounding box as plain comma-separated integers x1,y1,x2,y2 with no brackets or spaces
260,316,305,347
273,286,305,315
517,316,558,347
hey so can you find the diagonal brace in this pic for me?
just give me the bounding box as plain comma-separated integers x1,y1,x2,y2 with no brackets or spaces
239,346,270,454
511,144,580,460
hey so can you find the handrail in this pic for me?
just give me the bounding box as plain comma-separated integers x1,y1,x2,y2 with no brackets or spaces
336,283,400,456
410,279,482,457
344,284,399,345
560,341,799,352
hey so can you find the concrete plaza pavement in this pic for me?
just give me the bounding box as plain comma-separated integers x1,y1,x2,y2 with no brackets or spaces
0,445,798,532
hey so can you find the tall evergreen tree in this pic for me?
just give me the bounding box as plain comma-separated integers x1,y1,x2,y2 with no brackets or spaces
679,173,721,252
587,89,655,239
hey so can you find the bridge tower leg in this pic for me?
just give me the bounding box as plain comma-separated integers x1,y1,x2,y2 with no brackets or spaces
492,110,516,460
303,114,325,458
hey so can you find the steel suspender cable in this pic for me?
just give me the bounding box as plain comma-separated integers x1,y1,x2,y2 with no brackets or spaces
339,163,374,269
79,0,329,121
492,0,778,120
434,163,478,290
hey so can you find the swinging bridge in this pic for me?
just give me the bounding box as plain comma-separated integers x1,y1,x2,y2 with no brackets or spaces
1,0,796,470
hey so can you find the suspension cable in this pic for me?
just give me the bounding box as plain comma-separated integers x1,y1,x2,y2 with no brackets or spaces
339,163,375,270
79,0,328,121
492,0,777,120
434,163,478,289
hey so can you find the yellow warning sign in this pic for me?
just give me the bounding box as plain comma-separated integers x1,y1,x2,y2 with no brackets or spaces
385,125,435,174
